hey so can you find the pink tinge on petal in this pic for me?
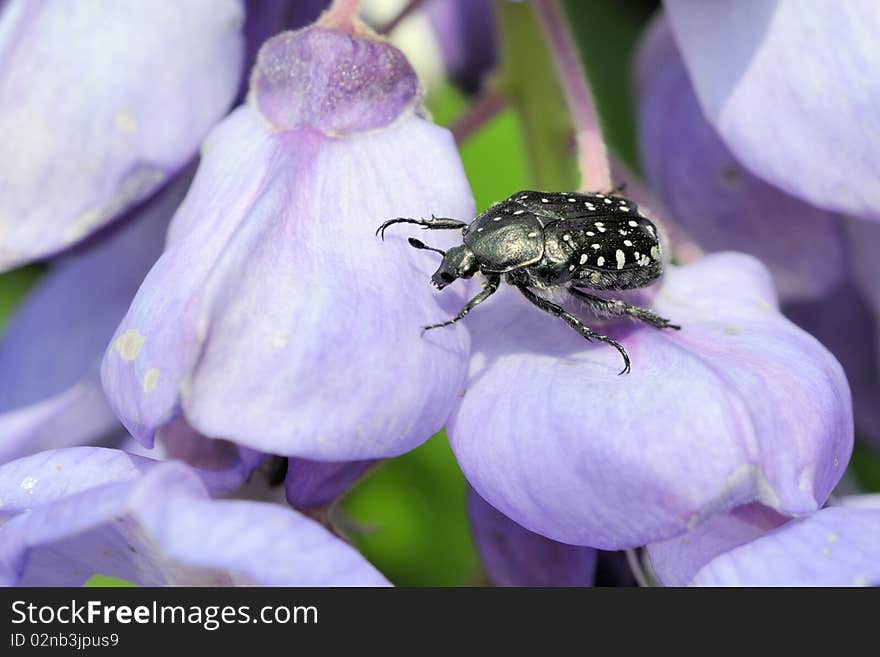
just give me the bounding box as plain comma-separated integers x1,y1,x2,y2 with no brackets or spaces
249,26,421,134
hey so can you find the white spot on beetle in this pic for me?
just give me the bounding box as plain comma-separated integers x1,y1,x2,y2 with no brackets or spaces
569,264,575,271
527,231,539,237
586,231,595,236
619,205,629,212
114,329,145,361
624,240,633,247
628,220,638,227
541,198,549,203
591,243,600,249
580,254,588,264
492,216,501,221
619,229,628,235
616,249,626,269
562,234,571,241
597,256,605,267
568,197,576,202
513,209,525,215
585,202,596,210
651,246,661,260
604,198,612,205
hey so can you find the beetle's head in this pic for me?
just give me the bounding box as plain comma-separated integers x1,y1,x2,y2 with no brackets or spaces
431,245,477,290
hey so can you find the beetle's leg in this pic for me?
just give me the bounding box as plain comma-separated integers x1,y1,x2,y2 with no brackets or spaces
407,237,446,257
515,285,631,375
568,287,680,330
422,275,500,334
376,215,468,239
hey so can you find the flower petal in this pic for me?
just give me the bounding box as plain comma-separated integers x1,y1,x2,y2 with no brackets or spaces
637,16,847,302
250,27,420,134
0,173,189,463
425,0,497,93
468,487,596,587
104,113,473,457
286,458,374,509
448,253,852,548
0,457,389,586
647,503,788,586
691,501,880,586
0,0,244,269
663,0,880,220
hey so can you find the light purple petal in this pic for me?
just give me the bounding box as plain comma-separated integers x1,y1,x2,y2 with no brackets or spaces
0,459,389,586
250,28,421,134
448,253,852,549
691,502,880,586
0,447,153,513
0,173,190,463
783,280,880,446
637,16,847,302
103,31,473,460
468,487,596,587
663,0,880,220
286,458,374,509
0,0,244,269
647,503,788,586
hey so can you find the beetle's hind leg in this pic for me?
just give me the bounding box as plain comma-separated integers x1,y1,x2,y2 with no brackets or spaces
516,285,631,375
568,287,680,331
422,275,500,334
376,215,468,239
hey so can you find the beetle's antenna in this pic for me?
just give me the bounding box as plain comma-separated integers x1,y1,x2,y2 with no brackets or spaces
407,237,446,257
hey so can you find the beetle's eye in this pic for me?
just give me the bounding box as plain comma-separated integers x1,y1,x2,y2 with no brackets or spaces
440,273,454,283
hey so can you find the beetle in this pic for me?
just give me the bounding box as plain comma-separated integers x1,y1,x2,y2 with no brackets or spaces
376,190,680,374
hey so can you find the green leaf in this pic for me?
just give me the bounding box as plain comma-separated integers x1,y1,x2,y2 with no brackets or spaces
0,265,43,334
83,575,137,587
340,431,480,586
559,0,659,172
850,443,880,492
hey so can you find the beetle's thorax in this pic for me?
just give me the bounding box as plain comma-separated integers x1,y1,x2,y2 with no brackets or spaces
431,245,477,289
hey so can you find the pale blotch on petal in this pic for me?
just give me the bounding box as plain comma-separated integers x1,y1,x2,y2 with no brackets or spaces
142,369,160,393
114,330,145,362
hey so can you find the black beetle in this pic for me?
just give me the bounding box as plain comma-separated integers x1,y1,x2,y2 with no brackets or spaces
377,190,680,374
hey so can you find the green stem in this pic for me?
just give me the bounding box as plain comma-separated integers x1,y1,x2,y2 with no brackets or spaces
494,1,577,192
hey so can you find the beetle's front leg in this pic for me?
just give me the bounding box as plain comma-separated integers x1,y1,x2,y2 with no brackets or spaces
376,215,468,239
422,275,500,333
516,285,631,375
568,287,680,330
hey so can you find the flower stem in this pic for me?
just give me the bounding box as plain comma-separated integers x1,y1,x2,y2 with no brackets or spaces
625,548,651,587
320,0,362,32
495,1,578,191
451,91,508,145
377,0,428,35
533,0,611,193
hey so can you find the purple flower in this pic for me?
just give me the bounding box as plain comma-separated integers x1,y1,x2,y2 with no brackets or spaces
102,25,474,460
637,16,880,444
447,253,852,549
468,488,596,587
425,0,497,94
662,0,880,221
648,497,880,586
0,0,244,270
637,16,846,303
0,448,388,586
0,175,187,464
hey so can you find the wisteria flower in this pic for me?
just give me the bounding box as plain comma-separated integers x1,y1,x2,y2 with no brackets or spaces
0,448,388,586
637,15,880,444
648,496,880,586
0,0,244,270
662,0,880,221
102,21,474,461
447,252,852,549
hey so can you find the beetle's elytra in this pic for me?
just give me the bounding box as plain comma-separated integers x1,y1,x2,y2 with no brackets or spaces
377,190,680,374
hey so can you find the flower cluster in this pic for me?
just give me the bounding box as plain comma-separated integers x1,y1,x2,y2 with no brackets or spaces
0,0,878,587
